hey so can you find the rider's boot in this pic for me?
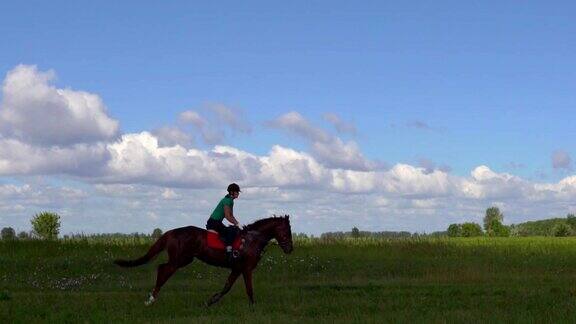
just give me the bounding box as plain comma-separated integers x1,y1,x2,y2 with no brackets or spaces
226,246,233,263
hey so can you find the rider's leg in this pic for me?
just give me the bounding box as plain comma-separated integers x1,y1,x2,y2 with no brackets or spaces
222,226,238,260
207,219,235,261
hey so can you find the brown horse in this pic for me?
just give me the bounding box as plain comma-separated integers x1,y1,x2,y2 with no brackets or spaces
114,215,293,306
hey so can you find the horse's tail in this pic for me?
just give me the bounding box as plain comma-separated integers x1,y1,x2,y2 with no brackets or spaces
114,234,168,268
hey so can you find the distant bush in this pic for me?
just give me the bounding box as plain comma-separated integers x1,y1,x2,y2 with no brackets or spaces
552,223,572,237
460,223,483,237
31,212,61,240
17,231,30,240
487,219,510,237
446,222,483,237
509,218,569,236
1,227,16,240
447,224,461,237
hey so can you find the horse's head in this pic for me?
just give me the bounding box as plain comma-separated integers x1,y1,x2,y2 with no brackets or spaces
273,215,293,254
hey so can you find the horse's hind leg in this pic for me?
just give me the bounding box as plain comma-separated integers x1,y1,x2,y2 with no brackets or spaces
145,262,178,305
206,270,240,306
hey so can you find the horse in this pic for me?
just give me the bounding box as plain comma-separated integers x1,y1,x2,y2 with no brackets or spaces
113,215,293,306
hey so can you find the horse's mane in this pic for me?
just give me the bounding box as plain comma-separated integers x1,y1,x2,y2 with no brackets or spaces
242,215,290,232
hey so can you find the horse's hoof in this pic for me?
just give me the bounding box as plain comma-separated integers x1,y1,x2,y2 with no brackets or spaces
144,292,156,306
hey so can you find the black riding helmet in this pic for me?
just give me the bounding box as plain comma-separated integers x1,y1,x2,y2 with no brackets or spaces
227,183,241,193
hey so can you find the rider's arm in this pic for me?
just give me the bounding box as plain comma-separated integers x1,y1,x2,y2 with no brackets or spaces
224,205,239,226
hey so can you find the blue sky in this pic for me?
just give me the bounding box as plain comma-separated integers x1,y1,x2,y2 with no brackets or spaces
0,1,575,234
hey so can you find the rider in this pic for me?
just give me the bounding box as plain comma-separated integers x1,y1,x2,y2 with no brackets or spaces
206,183,241,260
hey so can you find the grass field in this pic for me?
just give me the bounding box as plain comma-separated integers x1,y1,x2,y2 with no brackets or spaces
2,237,576,323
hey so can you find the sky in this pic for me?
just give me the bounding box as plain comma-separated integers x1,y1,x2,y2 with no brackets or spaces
0,1,575,235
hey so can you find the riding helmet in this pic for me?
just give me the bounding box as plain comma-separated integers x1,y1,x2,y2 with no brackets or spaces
227,183,241,193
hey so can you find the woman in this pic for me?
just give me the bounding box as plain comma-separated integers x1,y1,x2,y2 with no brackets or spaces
206,183,241,259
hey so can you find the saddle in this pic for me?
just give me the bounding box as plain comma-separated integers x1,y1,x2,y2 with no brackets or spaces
206,230,244,250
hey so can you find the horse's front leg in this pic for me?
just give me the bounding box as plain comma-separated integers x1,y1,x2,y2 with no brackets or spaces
207,270,240,306
242,270,255,305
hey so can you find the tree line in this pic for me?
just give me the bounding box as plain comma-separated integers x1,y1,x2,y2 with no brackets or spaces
447,206,510,237
3,208,576,241
446,207,576,237
1,212,164,241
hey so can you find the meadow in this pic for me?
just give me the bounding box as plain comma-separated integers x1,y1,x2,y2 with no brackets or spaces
2,237,576,323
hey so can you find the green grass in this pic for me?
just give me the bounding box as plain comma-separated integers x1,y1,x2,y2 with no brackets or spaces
2,237,576,323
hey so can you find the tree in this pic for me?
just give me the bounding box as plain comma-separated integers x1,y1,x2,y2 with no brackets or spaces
447,224,462,237
351,227,360,238
1,227,16,240
151,228,163,239
30,212,61,240
17,231,29,240
484,207,504,232
487,219,510,237
460,223,483,237
552,223,572,237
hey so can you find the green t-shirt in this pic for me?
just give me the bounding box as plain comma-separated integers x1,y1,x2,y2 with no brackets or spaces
210,195,234,221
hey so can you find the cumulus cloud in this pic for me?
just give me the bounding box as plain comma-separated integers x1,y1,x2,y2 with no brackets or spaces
457,166,532,200
552,150,572,170
92,131,576,208
152,126,194,148
2,64,576,234
0,65,119,146
267,111,376,171
417,158,452,174
0,137,110,176
0,65,118,176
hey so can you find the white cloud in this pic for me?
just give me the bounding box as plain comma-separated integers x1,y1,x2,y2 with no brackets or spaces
0,137,109,176
1,65,576,234
417,158,452,174
0,65,119,146
152,126,194,148
267,111,376,171
162,188,180,200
